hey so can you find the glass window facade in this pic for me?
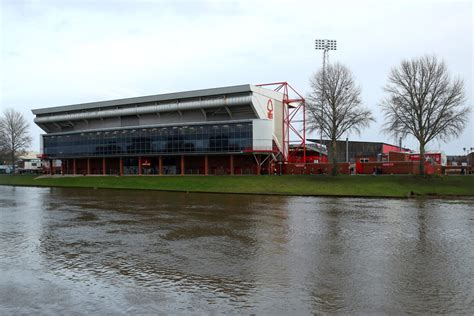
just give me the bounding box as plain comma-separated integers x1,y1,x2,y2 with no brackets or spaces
43,122,253,158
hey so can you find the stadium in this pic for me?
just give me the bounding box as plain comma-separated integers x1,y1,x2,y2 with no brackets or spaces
32,83,314,175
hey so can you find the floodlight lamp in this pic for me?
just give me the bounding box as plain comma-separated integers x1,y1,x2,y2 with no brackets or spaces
315,39,337,51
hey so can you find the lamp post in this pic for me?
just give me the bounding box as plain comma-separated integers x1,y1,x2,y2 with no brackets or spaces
315,39,337,149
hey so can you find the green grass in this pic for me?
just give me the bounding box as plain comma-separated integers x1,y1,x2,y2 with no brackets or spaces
1,174,473,197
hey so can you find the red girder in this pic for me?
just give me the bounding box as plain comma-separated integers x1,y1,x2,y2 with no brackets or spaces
257,82,306,163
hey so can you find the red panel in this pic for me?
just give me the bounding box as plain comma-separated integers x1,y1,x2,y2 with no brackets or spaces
382,144,401,153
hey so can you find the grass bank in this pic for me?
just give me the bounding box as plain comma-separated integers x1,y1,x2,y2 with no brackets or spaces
1,174,473,198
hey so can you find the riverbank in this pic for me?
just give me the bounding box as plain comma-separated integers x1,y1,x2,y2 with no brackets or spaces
1,174,473,197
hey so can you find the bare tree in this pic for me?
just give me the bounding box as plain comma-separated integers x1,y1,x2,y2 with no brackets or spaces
0,109,32,173
307,62,374,175
380,55,470,175
0,148,7,164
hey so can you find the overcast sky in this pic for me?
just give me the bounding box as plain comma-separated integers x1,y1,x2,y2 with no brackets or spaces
1,0,472,154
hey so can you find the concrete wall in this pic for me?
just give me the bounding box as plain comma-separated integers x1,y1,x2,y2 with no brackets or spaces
251,92,284,152
252,119,273,151
272,100,283,151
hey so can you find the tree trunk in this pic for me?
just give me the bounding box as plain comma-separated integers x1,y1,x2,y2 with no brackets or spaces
331,139,338,176
11,151,15,174
419,142,425,175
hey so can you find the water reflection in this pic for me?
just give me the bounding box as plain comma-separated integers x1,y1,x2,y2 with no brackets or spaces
385,199,474,314
0,186,473,314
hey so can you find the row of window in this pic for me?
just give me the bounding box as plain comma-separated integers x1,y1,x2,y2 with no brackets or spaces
43,123,253,157
45,124,252,146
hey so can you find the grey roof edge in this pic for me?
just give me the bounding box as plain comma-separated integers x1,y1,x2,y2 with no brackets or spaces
31,84,253,115
249,85,285,100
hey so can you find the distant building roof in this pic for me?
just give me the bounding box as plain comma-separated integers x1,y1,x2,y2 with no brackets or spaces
290,143,327,155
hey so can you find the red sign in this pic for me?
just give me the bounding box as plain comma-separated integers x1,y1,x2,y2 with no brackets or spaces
267,99,274,119
409,153,442,163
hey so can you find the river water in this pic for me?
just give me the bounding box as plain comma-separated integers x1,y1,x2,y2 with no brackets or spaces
0,185,473,314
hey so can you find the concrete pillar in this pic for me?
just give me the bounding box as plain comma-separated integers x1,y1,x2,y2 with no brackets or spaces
204,155,208,175
87,158,91,175
230,155,234,175
138,157,142,176
73,158,76,175
61,160,65,175
102,157,106,175
119,157,123,176
181,155,185,176
158,156,162,175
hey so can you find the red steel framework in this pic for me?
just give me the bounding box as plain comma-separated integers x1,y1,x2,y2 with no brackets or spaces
256,82,306,162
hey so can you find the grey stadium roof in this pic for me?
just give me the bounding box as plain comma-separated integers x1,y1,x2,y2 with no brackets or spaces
32,84,253,115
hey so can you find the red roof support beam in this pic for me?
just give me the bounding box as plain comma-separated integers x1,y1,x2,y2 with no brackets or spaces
256,82,306,163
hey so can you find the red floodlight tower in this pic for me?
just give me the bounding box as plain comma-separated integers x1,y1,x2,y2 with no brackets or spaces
257,82,306,163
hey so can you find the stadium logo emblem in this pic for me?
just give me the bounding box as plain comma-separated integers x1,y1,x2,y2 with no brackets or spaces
267,99,274,119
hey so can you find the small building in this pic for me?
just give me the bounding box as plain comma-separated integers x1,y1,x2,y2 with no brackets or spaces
288,143,328,164
356,151,447,175
447,155,468,166
18,152,42,173
307,139,409,163
445,154,472,174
